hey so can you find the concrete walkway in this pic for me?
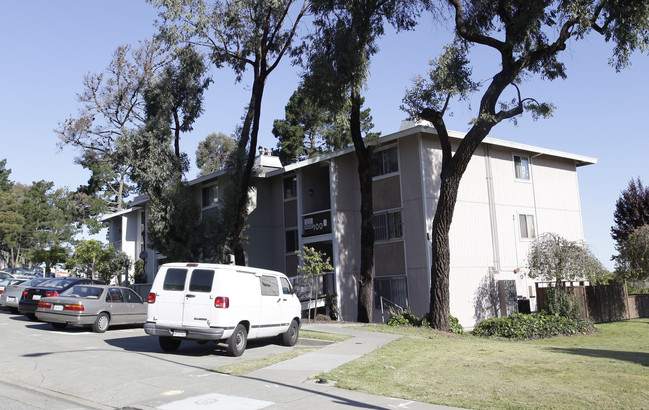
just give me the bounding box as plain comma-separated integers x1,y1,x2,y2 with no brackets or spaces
153,322,454,409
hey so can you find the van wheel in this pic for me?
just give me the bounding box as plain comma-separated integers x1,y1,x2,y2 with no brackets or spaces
226,324,247,357
93,313,110,333
52,322,67,330
159,336,181,352
282,319,299,346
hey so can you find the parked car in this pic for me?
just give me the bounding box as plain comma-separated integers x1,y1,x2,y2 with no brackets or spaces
144,263,302,356
19,278,104,320
0,277,49,313
3,268,33,278
0,271,15,279
35,285,147,333
0,279,25,298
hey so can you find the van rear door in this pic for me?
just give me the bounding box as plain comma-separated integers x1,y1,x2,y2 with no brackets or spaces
181,268,215,330
151,267,188,327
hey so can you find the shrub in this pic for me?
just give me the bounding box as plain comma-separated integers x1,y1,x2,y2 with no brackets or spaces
544,287,582,318
388,311,463,334
472,313,595,339
449,315,464,334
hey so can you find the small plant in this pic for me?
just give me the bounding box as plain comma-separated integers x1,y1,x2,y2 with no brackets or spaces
387,311,422,326
449,315,464,334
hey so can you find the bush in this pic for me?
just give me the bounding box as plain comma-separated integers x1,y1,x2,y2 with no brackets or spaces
544,287,582,318
472,313,595,339
388,311,463,334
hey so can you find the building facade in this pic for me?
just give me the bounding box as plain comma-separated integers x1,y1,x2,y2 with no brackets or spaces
102,122,596,328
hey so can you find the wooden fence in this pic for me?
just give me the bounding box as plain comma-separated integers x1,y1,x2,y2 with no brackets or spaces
535,282,649,323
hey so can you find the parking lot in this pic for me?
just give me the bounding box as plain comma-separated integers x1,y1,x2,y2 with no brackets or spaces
0,307,443,409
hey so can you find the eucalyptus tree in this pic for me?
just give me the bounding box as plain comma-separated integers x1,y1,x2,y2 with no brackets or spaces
123,46,210,262
195,132,236,176
301,0,418,322
56,39,169,213
150,0,309,265
402,0,649,330
272,85,376,164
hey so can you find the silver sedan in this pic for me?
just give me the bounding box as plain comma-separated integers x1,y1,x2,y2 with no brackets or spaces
35,285,147,333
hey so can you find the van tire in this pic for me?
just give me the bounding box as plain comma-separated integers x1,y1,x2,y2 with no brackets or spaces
159,336,181,352
281,319,299,346
93,313,110,333
226,324,247,357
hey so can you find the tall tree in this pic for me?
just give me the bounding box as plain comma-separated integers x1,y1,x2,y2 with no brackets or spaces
402,0,649,330
615,224,649,282
195,132,236,176
302,0,417,322
151,0,308,265
273,85,376,164
56,39,169,214
123,47,210,262
611,178,649,258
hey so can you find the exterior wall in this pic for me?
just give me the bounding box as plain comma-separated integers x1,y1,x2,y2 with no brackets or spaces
245,179,285,272
331,154,362,322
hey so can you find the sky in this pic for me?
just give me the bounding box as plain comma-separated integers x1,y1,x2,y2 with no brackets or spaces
1,1,648,270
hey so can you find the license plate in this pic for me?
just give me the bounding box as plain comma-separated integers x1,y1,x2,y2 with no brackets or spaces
172,330,187,337
7,296,16,302
33,295,41,300
53,305,63,311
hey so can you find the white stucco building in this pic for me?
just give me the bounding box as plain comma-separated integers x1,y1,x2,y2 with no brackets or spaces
102,122,596,328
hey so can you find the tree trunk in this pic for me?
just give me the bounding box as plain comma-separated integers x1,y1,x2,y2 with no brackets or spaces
350,89,374,323
232,70,266,266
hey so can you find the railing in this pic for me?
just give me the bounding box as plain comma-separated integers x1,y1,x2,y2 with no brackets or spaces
380,296,405,323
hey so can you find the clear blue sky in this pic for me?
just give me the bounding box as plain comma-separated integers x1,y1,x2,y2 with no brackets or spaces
2,1,648,270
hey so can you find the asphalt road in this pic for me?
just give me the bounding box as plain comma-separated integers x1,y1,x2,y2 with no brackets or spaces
0,307,448,410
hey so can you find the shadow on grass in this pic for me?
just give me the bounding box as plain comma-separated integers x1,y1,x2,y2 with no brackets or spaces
547,347,649,367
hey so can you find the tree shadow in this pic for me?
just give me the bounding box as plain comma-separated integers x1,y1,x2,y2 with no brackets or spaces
547,347,649,367
474,270,500,323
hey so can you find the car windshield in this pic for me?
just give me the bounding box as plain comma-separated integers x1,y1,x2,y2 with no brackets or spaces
60,286,104,299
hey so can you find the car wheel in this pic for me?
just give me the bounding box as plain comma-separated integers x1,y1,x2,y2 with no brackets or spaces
52,322,67,330
92,313,110,333
9,307,19,314
27,313,37,321
159,336,181,352
281,319,299,346
226,324,248,357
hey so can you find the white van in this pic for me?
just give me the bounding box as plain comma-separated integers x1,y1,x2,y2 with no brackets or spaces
144,263,302,356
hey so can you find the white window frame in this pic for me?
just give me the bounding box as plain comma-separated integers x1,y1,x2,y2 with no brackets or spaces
374,209,403,242
513,154,531,182
519,213,536,239
372,145,399,179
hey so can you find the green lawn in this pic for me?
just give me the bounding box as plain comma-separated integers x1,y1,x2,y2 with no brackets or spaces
319,319,649,409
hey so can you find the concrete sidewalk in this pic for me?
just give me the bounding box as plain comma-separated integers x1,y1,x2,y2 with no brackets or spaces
149,322,453,409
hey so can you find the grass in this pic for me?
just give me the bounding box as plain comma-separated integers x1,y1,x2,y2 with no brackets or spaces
318,319,649,409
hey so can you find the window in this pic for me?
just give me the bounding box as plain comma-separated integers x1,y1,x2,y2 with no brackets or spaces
285,229,298,254
163,268,187,291
374,210,403,241
514,155,531,180
202,184,218,208
107,288,124,303
280,277,293,295
189,269,214,292
124,288,143,303
260,276,279,296
284,176,297,200
374,276,408,308
519,214,536,239
372,146,399,177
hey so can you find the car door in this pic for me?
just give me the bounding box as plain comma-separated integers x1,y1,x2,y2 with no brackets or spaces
257,275,284,338
181,268,215,330
123,288,147,324
106,288,127,325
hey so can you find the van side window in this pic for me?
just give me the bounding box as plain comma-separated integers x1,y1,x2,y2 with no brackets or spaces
260,276,279,297
280,277,292,295
189,269,214,292
163,268,187,291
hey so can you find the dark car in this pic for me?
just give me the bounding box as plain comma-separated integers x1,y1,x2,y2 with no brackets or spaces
19,278,104,320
